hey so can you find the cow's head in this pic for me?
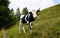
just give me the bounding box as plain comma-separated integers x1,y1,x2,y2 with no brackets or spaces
32,9,40,18
36,8,40,14
32,10,37,18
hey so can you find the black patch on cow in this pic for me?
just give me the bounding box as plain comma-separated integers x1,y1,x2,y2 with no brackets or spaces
21,15,27,24
27,12,35,23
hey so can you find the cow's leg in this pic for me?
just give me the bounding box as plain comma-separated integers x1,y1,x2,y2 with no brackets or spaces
29,22,32,33
27,21,29,24
22,24,26,33
19,21,22,33
19,21,26,33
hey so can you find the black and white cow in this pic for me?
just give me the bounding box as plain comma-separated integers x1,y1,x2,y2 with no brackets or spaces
19,9,40,33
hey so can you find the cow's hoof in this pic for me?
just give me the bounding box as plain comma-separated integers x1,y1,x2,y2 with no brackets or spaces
29,30,32,34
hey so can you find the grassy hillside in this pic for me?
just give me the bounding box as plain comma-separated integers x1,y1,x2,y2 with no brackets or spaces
0,4,60,38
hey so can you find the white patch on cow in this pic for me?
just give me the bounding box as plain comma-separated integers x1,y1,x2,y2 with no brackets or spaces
32,10,37,18
20,15,24,19
25,15,27,21
25,15,29,24
20,15,24,21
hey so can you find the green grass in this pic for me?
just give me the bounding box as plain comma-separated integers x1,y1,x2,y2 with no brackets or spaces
0,4,60,38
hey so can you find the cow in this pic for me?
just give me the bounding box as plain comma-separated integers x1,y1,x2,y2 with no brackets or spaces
19,9,40,33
